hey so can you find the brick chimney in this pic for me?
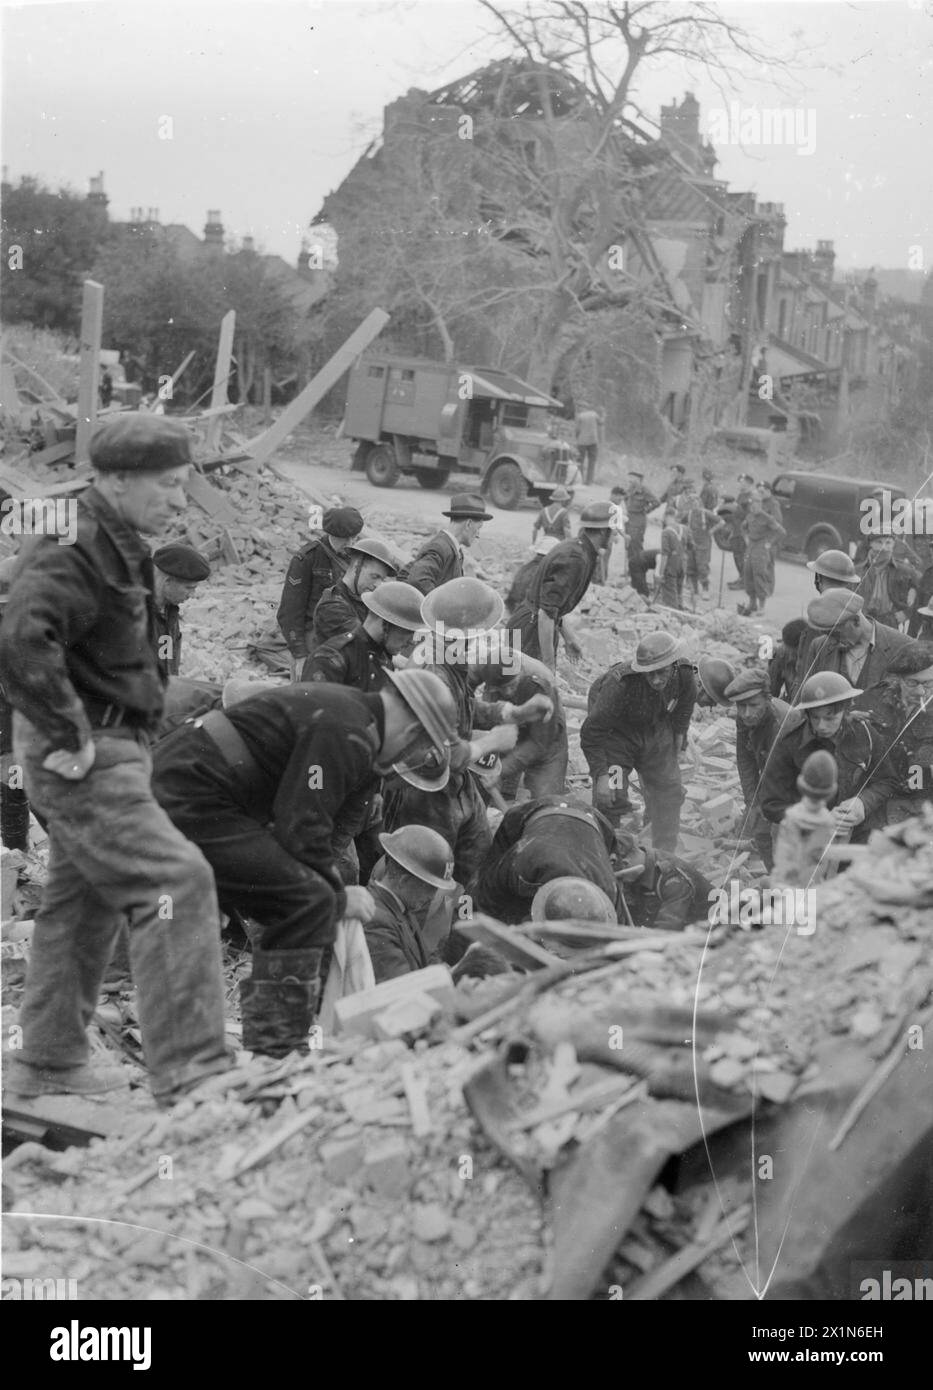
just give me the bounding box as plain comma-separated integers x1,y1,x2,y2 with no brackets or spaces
88,172,109,218
203,209,225,252
812,239,835,289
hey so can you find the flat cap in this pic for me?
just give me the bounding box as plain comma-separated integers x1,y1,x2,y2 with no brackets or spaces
724,668,770,703
442,493,493,521
152,544,211,581
322,506,363,539
90,414,192,473
807,588,865,631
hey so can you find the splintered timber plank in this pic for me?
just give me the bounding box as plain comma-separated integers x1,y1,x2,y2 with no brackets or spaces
206,310,236,454
184,469,238,523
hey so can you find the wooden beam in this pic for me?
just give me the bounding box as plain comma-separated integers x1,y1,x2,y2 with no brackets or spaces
74,280,104,465
2,349,68,404
244,307,389,469
184,470,238,524
206,310,236,453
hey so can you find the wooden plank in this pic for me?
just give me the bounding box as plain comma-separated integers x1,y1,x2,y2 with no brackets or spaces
24,440,75,469
458,915,564,970
184,469,238,523
3,1094,128,1148
74,280,104,465
2,349,68,404
244,307,389,468
206,310,236,452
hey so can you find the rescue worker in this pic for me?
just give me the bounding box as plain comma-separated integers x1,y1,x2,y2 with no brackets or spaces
303,580,424,690
727,472,755,589
760,671,901,842
309,534,399,666
364,826,459,982
0,414,232,1104
468,794,624,925
158,677,224,738
699,466,719,512
277,506,364,678
506,502,614,670
530,876,619,925
622,470,660,561
659,462,689,508
656,506,687,609
629,546,659,598
151,669,460,1056
581,632,697,850
613,830,713,931
683,494,720,599
856,534,917,630
475,652,568,799
802,588,917,705
505,536,558,619
151,543,211,678
404,493,492,596
769,619,808,701
794,548,861,692
384,578,553,883
725,667,792,868
532,485,572,543
859,642,933,824
738,493,786,617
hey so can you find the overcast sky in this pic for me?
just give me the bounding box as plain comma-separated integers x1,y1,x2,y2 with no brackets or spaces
2,0,931,273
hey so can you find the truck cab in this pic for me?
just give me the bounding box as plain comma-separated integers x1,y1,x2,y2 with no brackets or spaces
770,470,907,560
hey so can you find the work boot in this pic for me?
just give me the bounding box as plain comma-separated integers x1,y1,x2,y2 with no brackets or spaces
727,579,745,590
239,948,324,1059
5,1058,131,1097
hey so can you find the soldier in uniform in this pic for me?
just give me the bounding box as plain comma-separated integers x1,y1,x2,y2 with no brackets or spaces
151,543,211,678
727,472,755,589
725,667,792,868
363,826,458,982
532,485,573,543
699,466,719,512
309,534,399,667
404,493,492,596
656,506,687,609
505,502,614,670
659,462,689,507
151,670,460,1056
623,470,660,561
468,794,624,924
683,492,720,598
738,493,786,617
277,506,363,678
760,671,902,842
581,631,697,850
0,414,233,1104
614,831,713,930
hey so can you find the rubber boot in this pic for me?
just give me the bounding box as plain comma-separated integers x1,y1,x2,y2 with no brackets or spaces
239,948,324,1058
0,784,30,852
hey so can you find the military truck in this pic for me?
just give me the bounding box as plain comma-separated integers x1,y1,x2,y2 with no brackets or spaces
343,354,580,509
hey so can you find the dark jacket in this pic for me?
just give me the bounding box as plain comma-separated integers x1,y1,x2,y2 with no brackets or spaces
0,486,165,751
303,626,390,693
759,712,901,839
506,534,600,661
277,536,348,658
404,531,463,596
624,485,660,519
856,558,916,626
364,882,436,982
312,581,369,647
154,602,182,677
484,663,566,775
769,642,799,700
621,849,713,931
735,699,793,808
581,661,697,777
505,555,544,616
803,623,917,702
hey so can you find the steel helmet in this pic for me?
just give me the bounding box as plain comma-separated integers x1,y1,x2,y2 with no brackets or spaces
795,672,862,710
385,668,458,749
578,501,615,530
362,581,425,631
391,740,451,792
378,826,457,891
806,549,859,584
797,749,838,799
420,577,504,633
348,535,401,574
697,656,736,707
549,485,572,503
631,631,681,673
530,876,618,924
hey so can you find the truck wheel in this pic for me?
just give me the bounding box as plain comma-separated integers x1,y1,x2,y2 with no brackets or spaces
486,461,528,511
365,443,400,489
805,526,842,561
414,468,450,489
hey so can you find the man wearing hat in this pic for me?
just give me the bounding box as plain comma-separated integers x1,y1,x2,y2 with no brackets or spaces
581,631,697,850
726,473,756,589
308,534,399,670
277,506,363,678
532,485,572,544
404,493,492,596
622,470,660,562
151,543,211,677
792,548,861,693
738,491,785,618
304,580,424,693
699,467,719,512
856,534,918,631
760,671,901,841
363,825,459,982
0,414,233,1104
724,667,794,868
801,588,917,703
613,830,713,931
659,462,689,508
505,503,614,670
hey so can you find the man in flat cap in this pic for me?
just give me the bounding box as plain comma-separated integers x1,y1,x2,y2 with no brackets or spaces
725,667,793,868
152,543,210,677
277,505,363,680
621,469,660,563
404,493,492,596
0,414,232,1104
801,587,917,706
727,472,756,589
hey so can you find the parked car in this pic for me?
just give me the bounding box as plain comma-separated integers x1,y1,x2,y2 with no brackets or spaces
769,470,906,561
343,354,580,509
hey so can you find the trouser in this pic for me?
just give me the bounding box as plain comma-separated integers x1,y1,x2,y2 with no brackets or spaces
590,726,684,850
500,725,568,799
506,603,555,666
629,552,655,597
14,715,230,1100
626,518,647,561
580,443,598,484
733,535,746,578
743,545,771,606
686,539,711,590
1,691,30,850
152,726,341,953
658,568,684,608
384,772,491,885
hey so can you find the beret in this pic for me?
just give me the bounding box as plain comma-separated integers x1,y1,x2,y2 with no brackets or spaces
807,588,864,631
322,506,363,539
724,668,770,702
89,414,192,473
153,544,211,581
